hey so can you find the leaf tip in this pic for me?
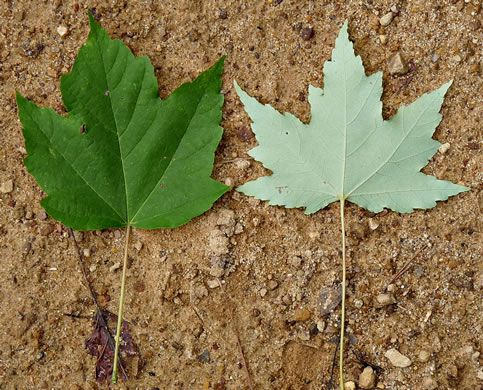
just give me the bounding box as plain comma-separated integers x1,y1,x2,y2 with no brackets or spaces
15,91,25,105
87,10,102,34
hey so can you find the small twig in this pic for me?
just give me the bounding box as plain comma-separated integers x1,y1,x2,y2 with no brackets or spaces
383,245,427,291
216,278,254,390
63,313,92,319
327,341,339,390
353,350,382,373
68,227,127,379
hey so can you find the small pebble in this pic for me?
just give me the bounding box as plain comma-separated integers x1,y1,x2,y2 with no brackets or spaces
294,308,311,322
282,294,291,305
38,210,48,221
300,27,314,40
374,293,395,308
207,279,220,289
390,4,399,14
469,64,480,74
316,320,326,332
388,52,409,75
267,280,279,290
418,349,431,363
218,8,227,19
452,55,461,63
234,159,250,170
259,288,268,297
210,257,226,278
379,12,393,27
109,262,121,272
72,231,84,241
344,381,356,390
0,179,14,193
379,34,388,45
134,241,143,251
438,142,450,154
431,53,440,63
216,209,235,227
318,284,342,316
359,366,376,389
422,377,438,390
56,25,69,37
368,218,379,230
40,224,55,236
385,348,411,367
47,67,58,77
224,177,233,187
234,223,244,234
289,255,302,268
469,19,481,31
13,207,25,220
308,231,320,239
89,264,97,272
22,242,32,254
82,248,90,258
298,330,311,341
350,222,369,240
198,350,210,363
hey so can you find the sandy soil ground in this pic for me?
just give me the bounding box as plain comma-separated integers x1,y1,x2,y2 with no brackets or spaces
0,1,481,389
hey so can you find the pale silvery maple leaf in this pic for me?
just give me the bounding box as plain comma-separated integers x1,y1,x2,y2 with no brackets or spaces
235,21,468,214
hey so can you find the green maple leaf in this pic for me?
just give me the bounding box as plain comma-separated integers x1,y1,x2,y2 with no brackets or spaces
235,21,468,213
235,20,469,389
16,13,229,383
17,14,228,232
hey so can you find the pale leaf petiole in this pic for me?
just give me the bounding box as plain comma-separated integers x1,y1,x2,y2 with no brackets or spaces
339,198,346,390
112,224,131,384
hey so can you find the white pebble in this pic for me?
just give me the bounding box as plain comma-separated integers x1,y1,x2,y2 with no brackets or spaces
438,142,450,154
380,12,393,26
385,348,411,367
344,381,356,390
109,262,121,272
368,218,379,230
234,159,250,170
57,25,69,37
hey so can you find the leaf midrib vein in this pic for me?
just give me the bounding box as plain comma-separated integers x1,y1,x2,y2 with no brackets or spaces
130,90,212,224
97,31,130,224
